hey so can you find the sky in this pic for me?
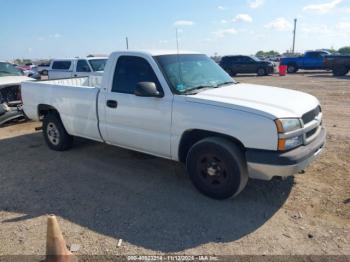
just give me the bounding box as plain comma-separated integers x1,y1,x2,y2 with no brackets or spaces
1,0,350,60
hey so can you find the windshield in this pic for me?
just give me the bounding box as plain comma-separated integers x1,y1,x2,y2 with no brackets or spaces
250,56,261,62
154,54,235,94
0,62,24,77
88,59,107,71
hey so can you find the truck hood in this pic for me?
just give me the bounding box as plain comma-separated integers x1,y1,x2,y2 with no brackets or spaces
0,76,33,87
186,83,319,119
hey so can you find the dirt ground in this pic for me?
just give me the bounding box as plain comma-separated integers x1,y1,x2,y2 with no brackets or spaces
0,71,349,257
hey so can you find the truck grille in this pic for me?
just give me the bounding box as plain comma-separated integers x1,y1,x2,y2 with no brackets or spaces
302,106,322,144
302,106,321,125
306,128,318,138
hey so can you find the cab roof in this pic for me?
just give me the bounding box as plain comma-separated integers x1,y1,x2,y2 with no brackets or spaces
110,50,200,57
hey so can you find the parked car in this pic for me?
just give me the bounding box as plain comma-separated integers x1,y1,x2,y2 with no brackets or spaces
0,61,33,125
16,63,35,72
37,62,51,75
47,57,107,80
219,55,275,76
280,51,330,73
22,51,325,199
20,68,41,80
324,55,350,76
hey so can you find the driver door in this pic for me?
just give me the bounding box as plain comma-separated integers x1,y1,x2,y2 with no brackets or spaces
102,55,172,158
75,59,92,77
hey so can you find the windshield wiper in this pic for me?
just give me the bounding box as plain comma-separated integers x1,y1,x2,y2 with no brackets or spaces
181,85,215,94
216,81,236,87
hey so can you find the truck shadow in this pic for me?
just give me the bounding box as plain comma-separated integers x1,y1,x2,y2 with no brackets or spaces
294,71,330,75
0,133,294,252
308,74,350,80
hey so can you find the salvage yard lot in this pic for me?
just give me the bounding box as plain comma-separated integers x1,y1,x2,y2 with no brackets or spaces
0,72,349,256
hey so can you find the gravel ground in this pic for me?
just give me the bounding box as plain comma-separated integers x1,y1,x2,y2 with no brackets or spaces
0,71,349,257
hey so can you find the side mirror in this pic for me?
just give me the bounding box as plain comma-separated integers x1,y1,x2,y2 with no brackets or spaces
134,82,163,97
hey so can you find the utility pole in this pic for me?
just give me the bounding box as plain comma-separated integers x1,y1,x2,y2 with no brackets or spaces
176,28,179,54
292,19,297,54
126,37,129,50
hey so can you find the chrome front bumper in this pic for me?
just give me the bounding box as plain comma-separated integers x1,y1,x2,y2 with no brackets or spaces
246,127,326,181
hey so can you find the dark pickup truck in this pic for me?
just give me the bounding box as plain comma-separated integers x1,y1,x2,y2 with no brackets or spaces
219,55,275,76
324,55,350,76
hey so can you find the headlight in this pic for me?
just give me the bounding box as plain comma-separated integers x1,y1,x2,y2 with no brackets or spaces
275,118,302,133
278,136,303,151
275,118,303,151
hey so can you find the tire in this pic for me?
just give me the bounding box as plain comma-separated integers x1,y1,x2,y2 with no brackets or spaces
225,69,236,77
186,137,248,199
333,66,348,76
230,71,237,77
43,112,73,151
257,68,266,76
287,64,298,73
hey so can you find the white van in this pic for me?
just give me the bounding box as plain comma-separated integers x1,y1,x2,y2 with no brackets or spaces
48,57,107,80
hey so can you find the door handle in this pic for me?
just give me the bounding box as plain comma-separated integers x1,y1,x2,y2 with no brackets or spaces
106,100,118,108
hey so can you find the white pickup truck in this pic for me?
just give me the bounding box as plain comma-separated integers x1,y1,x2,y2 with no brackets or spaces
47,57,107,80
22,51,326,199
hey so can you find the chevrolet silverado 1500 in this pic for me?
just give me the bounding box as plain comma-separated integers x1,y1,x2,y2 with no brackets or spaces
22,51,326,199
280,51,330,73
48,57,107,80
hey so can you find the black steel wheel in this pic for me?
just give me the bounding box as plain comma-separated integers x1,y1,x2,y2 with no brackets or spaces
186,137,248,199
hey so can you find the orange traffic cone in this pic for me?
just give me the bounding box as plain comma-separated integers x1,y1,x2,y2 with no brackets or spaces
45,215,74,262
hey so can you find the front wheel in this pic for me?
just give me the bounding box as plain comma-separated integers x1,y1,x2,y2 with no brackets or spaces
186,137,248,199
43,112,73,151
257,68,266,76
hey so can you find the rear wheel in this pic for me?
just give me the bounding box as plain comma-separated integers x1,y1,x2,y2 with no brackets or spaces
43,112,73,151
186,137,248,199
257,68,266,76
333,66,349,76
287,64,298,73
227,69,236,76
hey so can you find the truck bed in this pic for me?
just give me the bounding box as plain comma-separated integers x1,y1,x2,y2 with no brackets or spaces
39,75,102,88
22,76,103,142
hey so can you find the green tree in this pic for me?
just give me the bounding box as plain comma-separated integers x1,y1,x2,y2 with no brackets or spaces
338,46,350,54
256,50,280,57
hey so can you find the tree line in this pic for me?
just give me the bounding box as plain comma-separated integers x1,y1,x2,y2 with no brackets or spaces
256,46,350,57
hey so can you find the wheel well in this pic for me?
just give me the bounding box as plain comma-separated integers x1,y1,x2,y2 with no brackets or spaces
38,104,59,120
178,129,245,163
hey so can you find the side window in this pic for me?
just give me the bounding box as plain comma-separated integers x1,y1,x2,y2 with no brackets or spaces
231,57,238,63
52,61,71,70
112,56,161,94
76,60,91,72
240,57,249,63
221,57,230,64
307,52,320,58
